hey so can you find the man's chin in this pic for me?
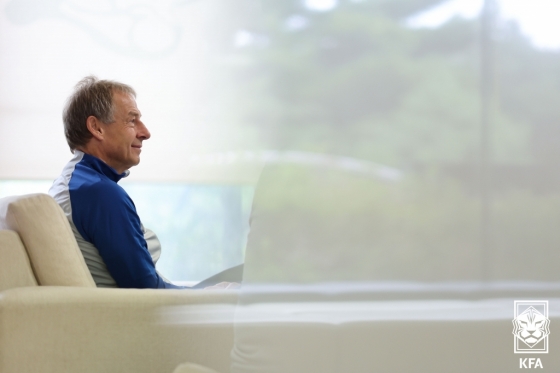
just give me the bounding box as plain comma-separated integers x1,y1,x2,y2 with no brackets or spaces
124,159,141,170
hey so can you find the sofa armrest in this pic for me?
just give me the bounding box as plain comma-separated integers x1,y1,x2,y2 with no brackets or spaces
0,287,238,373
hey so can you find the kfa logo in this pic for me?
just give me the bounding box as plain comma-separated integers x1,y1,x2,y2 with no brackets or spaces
513,300,550,354
519,358,543,369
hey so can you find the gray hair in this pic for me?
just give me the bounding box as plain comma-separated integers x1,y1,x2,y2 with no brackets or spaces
63,76,136,151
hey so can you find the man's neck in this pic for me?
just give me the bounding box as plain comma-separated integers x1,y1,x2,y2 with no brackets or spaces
76,145,126,174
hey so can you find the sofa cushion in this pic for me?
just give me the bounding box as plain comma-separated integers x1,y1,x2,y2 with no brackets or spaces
0,194,95,287
0,230,38,291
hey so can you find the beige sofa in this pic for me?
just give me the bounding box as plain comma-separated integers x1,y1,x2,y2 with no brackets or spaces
0,193,237,373
4,191,560,373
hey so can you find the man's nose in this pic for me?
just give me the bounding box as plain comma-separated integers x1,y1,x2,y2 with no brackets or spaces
138,121,151,140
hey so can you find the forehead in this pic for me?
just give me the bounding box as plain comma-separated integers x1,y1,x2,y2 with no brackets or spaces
112,90,140,115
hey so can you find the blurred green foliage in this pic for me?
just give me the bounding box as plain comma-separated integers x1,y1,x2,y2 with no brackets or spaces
206,0,551,167
197,0,560,282
244,165,560,283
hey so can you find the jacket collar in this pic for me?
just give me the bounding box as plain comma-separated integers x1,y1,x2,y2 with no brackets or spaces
75,150,130,182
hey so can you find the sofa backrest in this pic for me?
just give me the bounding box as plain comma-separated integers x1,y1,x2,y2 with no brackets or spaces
0,193,96,287
0,230,38,291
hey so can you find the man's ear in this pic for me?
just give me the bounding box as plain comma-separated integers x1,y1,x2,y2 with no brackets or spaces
86,116,104,141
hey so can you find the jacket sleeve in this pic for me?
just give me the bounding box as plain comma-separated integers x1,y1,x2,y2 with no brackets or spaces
71,182,184,289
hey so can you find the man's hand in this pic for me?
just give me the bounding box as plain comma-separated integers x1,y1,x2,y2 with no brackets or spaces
204,282,240,290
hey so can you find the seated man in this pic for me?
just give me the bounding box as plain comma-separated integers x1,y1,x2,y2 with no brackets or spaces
49,76,239,289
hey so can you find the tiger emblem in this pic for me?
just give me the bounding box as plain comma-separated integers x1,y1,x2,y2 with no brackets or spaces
512,306,550,348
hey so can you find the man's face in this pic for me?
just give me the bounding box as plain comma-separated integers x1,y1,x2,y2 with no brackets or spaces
99,90,150,174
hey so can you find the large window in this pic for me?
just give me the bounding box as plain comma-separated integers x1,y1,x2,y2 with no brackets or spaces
2,0,560,284
123,182,253,281
0,180,253,282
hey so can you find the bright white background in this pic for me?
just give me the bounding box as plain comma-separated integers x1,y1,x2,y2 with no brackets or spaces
0,0,242,181
1,0,558,182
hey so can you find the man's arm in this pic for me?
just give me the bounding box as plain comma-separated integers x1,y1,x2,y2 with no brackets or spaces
71,182,183,289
